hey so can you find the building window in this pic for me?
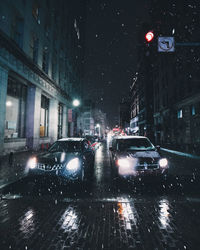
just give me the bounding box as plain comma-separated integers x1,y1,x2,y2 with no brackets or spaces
32,2,40,24
58,104,63,139
52,51,57,81
42,47,49,74
30,35,39,64
59,57,65,88
5,78,27,139
85,124,90,130
84,113,90,118
45,23,50,38
177,109,183,119
12,17,24,48
191,105,196,116
40,95,49,137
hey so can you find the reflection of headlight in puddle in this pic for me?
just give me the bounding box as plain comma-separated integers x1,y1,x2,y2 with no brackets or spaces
159,199,170,229
20,209,35,237
159,158,168,168
66,158,80,171
61,209,78,230
27,157,37,169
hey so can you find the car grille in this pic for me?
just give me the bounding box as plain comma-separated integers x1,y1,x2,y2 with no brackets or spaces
37,163,63,171
136,158,159,171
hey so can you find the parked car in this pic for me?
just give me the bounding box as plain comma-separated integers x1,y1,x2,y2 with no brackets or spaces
27,138,95,183
109,136,168,179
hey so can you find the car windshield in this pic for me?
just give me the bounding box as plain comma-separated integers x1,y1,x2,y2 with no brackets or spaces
117,138,155,151
48,141,81,153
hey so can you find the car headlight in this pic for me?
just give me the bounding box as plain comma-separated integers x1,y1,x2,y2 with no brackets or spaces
66,158,80,171
27,157,37,169
117,158,130,168
159,158,168,168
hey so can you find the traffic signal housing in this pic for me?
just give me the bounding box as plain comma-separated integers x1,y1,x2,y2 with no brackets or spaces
145,31,154,43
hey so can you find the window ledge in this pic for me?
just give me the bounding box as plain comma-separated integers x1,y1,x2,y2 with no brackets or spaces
4,138,26,143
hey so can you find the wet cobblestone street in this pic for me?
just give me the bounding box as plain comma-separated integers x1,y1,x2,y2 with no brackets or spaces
1,144,200,250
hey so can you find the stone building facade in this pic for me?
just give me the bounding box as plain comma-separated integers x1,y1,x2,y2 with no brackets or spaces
130,0,200,152
151,0,200,152
0,0,86,154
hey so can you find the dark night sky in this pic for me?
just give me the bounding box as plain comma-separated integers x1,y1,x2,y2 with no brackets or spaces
83,0,149,126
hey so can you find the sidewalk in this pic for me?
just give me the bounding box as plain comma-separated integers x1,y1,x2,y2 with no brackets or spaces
0,150,36,189
161,147,200,160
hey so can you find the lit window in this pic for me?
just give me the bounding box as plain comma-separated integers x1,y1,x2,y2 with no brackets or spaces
40,95,49,137
74,19,80,40
177,109,183,119
5,79,27,139
191,105,196,116
32,3,40,23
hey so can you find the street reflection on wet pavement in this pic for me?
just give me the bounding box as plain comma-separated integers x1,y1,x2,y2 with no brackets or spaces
1,143,200,249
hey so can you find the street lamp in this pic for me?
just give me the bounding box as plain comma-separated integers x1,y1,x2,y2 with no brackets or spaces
71,99,81,137
72,99,80,107
95,124,101,138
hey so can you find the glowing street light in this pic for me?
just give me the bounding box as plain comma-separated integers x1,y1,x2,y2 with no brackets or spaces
95,124,101,137
6,101,12,107
72,99,80,107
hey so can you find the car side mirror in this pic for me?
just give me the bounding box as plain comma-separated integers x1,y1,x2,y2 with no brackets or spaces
156,145,160,152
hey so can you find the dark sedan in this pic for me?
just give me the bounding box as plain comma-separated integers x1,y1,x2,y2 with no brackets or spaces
109,136,168,179
27,138,95,182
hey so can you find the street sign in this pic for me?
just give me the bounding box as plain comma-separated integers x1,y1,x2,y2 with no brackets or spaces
158,37,175,52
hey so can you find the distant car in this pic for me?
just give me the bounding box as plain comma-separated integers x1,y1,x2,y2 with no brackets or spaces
85,135,100,150
109,136,168,179
27,138,95,182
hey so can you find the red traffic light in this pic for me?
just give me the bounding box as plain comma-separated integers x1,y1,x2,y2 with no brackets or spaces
145,31,154,42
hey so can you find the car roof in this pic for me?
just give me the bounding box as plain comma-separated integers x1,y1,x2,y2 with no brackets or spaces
114,135,148,140
58,138,85,142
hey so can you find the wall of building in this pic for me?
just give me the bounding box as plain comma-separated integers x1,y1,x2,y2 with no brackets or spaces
130,0,200,153
0,0,86,154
